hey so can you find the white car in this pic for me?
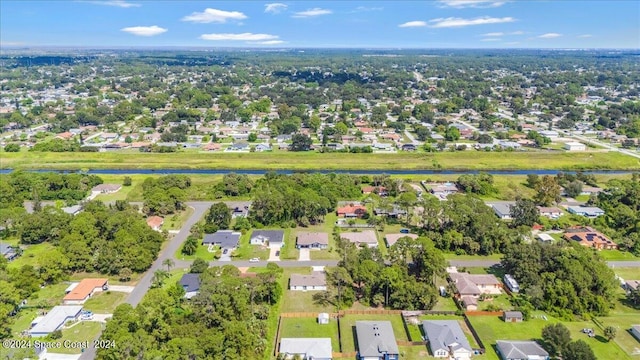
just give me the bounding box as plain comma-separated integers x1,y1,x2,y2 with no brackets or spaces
249,258,260,262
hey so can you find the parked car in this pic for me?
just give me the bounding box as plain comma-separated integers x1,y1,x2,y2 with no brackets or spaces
249,258,260,262
275,251,280,257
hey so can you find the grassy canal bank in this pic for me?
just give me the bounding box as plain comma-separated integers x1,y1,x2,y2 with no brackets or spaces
1,150,639,171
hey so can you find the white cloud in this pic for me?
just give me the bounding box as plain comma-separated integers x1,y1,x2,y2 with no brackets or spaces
538,33,562,38
264,3,287,14
481,38,501,41
578,34,593,38
254,40,285,45
438,0,508,8
399,21,428,28
481,32,504,37
0,41,25,46
481,30,523,37
182,8,247,23
504,41,520,45
292,8,332,18
200,33,279,41
427,16,515,28
80,0,141,8
78,0,142,9
121,25,167,36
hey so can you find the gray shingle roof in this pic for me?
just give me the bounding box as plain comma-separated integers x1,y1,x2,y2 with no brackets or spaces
422,320,472,355
251,230,285,244
496,340,549,359
179,273,201,293
203,230,240,248
296,232,329,246
279,338,332,359
290,272,326,288
30,306,83,335
355,321,399,358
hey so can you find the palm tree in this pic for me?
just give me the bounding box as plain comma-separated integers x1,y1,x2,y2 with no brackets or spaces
151,269,170,288
162,258,175,272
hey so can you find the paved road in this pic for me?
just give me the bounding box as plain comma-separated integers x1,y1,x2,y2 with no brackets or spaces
79,201,209,360
125,202,209,307
570,133,640,159
404,129,423,145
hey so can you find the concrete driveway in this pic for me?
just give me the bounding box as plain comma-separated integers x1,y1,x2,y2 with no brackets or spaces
107,285,134,293
268,245,281,261
298,248,310,261
88,314,111,323
219,248,233,261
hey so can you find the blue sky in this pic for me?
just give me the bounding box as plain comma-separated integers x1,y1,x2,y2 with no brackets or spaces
1,1,638,48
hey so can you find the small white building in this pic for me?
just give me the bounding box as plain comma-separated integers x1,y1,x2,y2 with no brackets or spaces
318,313,330,325
564,142,586,151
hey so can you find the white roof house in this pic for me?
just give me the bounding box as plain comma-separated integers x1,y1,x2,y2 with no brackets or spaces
30,306,83,337
564,142,586,151
279,338,332,360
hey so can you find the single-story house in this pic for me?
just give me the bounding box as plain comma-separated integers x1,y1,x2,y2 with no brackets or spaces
203,230,241,249
362,186,388,196
384,233,418,247
495,340,549,360
62,205,83,216
401,143,416,151
536,233,554,243
503,274,520,293
179,273,200,299
426,182,458,200
355,321,399,360
340,230,379,248
580,186,603,196
422,320,473,359
503,311,524,322
567,206,605,218
250,230,285,247
146,216,164,231
0,243,19,261
564,142,586,151
296,232,329,249
449,273,502,297
91,184,122,194
631,325,640,342
63,278,108,305
279,338,332,360
30,306,83,337
537,207,563,218
374,207,407,218
289,272,327,291
492,203,515,220
564,226,617,250
623,280,640,293
336,204,368,218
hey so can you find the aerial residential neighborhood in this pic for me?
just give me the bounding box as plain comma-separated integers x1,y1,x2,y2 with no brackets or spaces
1,1,639,360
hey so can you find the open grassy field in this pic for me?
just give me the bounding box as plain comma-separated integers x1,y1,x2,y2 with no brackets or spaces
162,207,195,231
279,317,341,352
51,321,104,354
280,290,334,313
613,268,640,280
3,150,638,171
7,242,56,270
82,291,128,313
601,251,640,261
27,283,69,308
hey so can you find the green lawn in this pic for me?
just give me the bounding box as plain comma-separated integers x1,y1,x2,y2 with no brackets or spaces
7,242,57,270
338,314,409,353
467,313,633,360
432,296,460,311
82,291,128,313
93,185,135,202
443,253,503,261
600,251,640,261
613,268,640,280
278,228,299,260
27,283,69,308
162,268,189,290
50,321,103,354
175,243,218,262
11,308,39,336
233,232,270,260
4,150,638,171
279,317,340,352
281,290,335,313
162,207,195,231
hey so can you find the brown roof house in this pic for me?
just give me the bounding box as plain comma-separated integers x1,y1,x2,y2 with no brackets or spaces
340,230,379,248
564,226,617,250
63,278,109,305
296,232,329,249
289,272,327,291
146,216,164,232
449,273,502,297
